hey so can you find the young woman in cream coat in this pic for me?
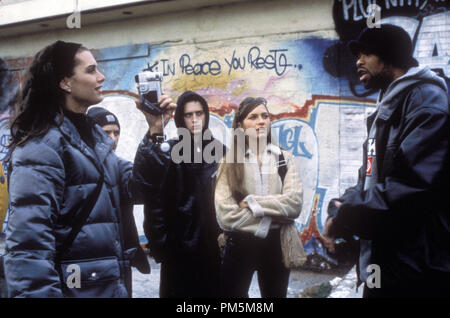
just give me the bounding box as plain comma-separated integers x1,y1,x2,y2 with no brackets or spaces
215,97,303,298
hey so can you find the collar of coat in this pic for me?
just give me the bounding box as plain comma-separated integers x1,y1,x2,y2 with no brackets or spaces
55,113,114,172
245,143,282,157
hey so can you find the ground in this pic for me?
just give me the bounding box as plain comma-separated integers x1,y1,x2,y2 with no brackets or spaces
0,235,363,298
131,255,363,298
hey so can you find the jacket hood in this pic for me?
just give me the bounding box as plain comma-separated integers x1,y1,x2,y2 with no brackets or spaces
376,66,448,120
174,91,210,130
379,66,447,105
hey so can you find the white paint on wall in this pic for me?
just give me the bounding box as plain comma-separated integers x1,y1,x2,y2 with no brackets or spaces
0,0,335,58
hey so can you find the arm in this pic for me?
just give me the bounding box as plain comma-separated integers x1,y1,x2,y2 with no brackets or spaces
329,92,449,240
4,140,65,297
117,156,133,202
132,136,174,262
215,154,303,238
131,94,177,262
215,164,266,237
325,165,365,240
243,151,303,221
132,93,176,203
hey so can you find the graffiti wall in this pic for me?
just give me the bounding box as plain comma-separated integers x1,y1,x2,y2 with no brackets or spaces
78,35,380,257
0,0,448,261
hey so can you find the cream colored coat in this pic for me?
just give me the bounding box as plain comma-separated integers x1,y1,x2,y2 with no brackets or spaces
215,144,303,238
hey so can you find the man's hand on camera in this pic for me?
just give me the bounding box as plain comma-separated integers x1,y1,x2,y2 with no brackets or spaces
136,94,176,135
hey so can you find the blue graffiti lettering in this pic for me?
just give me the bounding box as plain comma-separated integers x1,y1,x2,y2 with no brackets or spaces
224,114,234,128
248,47,292,76
339,0,439,21
277,124,312,159
179,54,221,76
224,50,246,75
153,46,296,77
161,59,176,76
0,134,11,161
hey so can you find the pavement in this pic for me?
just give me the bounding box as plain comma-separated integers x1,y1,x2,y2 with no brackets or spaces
130,206,363,298
131,254,362,298
1,233,363,298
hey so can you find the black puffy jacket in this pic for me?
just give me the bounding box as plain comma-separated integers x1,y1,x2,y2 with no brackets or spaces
328,67,450,294
5,114,146,298
133,135,224,262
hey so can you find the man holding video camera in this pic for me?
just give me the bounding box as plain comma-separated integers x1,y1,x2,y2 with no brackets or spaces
133,90,224,298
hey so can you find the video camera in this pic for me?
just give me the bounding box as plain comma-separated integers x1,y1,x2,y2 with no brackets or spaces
135,65,164,115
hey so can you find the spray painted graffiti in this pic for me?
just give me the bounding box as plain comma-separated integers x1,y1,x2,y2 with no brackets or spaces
92,88,375,267
152,46,295,78
0,57,17,232
3,1,448,261
328,0,450,98
0,117,10,162
0,35,377,262
338,0,447,21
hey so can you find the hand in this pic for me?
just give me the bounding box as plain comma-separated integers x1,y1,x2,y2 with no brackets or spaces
323,217,336,253
136,94,176,135
239,200,249,209
218,232,227,251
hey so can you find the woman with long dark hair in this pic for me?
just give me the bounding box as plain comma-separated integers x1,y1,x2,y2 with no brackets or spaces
4,41,171,297
215,97,303,297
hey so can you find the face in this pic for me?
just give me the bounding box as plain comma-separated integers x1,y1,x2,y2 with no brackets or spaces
183,101,206,135
356,52,394,90
240,104,271,140
102,124,120,151
61,50,105,111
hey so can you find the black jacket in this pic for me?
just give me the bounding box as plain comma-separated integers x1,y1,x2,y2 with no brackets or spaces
328,67,450,293
133,135,225,263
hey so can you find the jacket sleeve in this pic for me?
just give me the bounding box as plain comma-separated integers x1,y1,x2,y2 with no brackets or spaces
4,140,65,298
243,151,303,220
215,152,303,238
326,165,364,238
132,135,173,262
329,89,450,240
214,163,262,237
117,156,134,201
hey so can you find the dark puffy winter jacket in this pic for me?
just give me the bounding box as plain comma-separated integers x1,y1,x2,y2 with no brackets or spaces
133,135,225,262
328,67,450,294
4,115,145,298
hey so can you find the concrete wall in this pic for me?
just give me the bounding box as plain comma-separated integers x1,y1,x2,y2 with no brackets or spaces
1,0,449,258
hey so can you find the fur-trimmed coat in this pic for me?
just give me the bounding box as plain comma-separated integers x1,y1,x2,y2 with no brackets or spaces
215,144,303,238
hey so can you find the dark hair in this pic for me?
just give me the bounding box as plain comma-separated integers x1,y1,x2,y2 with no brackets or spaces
9,41,87,153
218,97,272,202
174,90,210,130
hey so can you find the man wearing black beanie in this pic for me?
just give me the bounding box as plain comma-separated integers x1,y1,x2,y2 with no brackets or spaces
87,106,121,151
86,105,150,295
323,24,450,298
